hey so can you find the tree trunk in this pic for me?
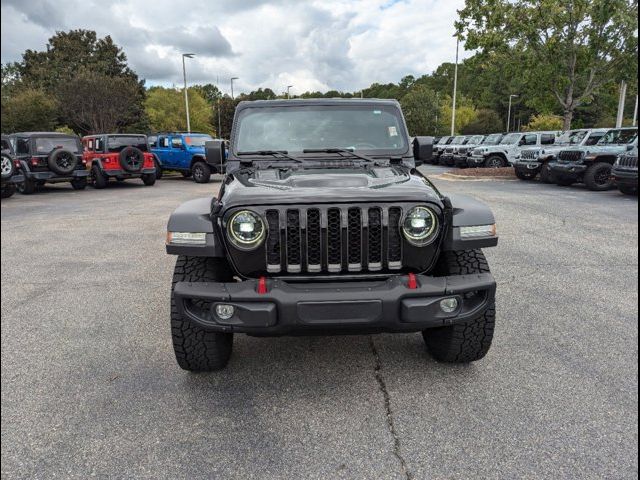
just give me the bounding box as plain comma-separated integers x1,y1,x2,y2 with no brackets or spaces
563,109,573,131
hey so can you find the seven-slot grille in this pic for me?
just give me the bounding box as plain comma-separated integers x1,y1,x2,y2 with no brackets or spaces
264,206,404,274
521,150,540,160
558,150,584,162
617,154,638,168
444,147,454,154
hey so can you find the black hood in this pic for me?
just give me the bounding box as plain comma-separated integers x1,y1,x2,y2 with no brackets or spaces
219,165,443,210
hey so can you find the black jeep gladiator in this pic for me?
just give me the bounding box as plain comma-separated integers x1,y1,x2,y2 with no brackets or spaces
166,99,499,371
8,132,89,194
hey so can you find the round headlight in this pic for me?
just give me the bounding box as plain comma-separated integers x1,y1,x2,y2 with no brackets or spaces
402,206,438,246
228,210,265,250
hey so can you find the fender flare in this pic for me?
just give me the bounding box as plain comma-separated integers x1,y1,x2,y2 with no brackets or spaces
442,194,498,251
166,197,225,257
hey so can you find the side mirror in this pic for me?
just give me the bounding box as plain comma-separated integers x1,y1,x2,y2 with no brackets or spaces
205,140,225,168
413,136,434,166
626,144,635,151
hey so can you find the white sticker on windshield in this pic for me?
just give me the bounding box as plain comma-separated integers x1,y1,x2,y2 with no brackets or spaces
388,126,398,137
373,110,382,115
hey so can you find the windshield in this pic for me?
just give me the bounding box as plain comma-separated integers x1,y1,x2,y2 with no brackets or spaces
184,135,213,147
34,137,80,154
468,135,484,144
482,134,502,145
235,105,408,154
555,130,588,146
598,129,638,145
450,136,466,145
500,133,521,145
437,137,450,145
107,135,148,152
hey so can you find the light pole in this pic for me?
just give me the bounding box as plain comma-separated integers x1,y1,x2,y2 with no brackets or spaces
287,85,293,99
450,35,460,136
633,95,638,127
506,94,518,133
230,77,239,100
182,53,195,132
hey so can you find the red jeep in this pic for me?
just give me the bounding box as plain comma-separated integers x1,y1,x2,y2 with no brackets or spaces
82,134,157,188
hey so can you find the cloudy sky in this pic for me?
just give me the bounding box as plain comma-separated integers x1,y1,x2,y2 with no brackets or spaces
1,0,468,95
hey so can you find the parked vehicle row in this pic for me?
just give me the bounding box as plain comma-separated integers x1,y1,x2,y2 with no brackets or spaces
0,131,227,197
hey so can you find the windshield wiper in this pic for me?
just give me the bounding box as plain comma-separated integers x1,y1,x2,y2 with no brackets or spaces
302,148,376,162
236,150,303,163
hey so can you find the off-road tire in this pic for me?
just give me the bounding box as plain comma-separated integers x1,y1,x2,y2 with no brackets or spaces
171,256,234,371
192,161,211,184
48,149,78,175
619,185,638,196
1,153,15,180
1,184,16,198
422,249,496,363
584,162,613,191
70,177,87,190
119,147,145,173
153,157,163,179
515,169,536,180
17,178,36,194
484,155,504,169
142,173,156,186
539,163,555,183
91,165,109,189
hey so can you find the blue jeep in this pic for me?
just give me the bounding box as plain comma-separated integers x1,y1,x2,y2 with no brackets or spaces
149,132,224,183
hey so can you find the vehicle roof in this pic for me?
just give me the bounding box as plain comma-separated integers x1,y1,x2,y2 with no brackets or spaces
10,132,80,138
236,98,401,110
83,133,148,139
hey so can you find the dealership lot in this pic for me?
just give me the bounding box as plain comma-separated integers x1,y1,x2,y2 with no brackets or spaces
1,168,638,479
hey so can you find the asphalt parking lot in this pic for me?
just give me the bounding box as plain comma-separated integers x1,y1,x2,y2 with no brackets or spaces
1,167,638,479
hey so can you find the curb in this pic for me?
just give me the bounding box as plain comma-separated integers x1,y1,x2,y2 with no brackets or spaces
433,172,519,182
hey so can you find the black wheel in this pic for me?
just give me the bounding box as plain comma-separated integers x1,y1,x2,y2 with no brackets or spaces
192,161,211,184
1,184,16,198
48,149,78,175
539,163,555,183
618,185,638,196
70,177,87,190
119,147,144,173
16,178,36,194
584,162,613,191
422,250,496,363
171,256,234,371
181,171,192,178
1,153,15,180
91,164,109,189
515,169,536,180
142,173,156,186
153,157,163,179
484,155,504,169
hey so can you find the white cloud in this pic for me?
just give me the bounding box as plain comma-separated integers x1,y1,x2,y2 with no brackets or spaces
1,0,470,95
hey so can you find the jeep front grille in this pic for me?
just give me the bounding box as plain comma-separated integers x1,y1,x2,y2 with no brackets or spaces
264,206,404,274
558,151,584,163
444,147,454,154
521,150,540,160
458,147,468,155
617,154,638,168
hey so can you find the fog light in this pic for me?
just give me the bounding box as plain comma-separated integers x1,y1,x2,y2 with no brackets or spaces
215,304,235,320
440,297,459,313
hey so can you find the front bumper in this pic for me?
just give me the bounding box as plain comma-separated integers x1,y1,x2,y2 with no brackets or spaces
513,161,542,173
467,155,485,167
453,155,470,167
440,154,455,165
549,162,586,180
612,167,639,188
173,273,496,335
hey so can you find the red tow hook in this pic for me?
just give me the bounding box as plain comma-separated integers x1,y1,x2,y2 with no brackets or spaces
407,272,418,290
257,276,268,294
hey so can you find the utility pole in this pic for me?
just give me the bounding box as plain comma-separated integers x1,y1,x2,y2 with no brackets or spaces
287,85,293,99
231,77,239,100
216,75,221,138
450,36,459,136
507,94,518,133
633,94,638,127
182,53,195,132
616,80,627,128
435,91,439,135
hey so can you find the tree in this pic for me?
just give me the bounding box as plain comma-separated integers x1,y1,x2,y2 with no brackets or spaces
457,0,639,130
145,87,214,134
461,109,504,134
522,114,564,131
400,85,441,136
212,96,238,139
1,88,57,133
57,70,143,134
192,84,222,105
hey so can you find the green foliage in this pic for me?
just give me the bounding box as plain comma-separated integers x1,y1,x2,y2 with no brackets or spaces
192,84,222,105
212,97,239,139
1,88,58,133
146,87,214,134
400,85,440,136
457,0,639,129
522,114,564,132
55,125,76,135
461,109,504,134
439,95,479,135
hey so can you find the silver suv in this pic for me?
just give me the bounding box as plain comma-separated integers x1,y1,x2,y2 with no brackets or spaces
467,131,559,168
